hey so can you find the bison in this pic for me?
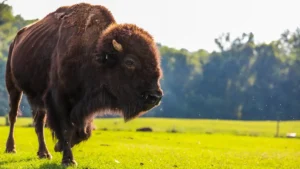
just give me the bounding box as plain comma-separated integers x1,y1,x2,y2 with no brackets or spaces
4,3,163,166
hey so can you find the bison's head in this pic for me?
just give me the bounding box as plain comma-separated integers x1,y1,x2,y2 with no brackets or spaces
92,23,163,121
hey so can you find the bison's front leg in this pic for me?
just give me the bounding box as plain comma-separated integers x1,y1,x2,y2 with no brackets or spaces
54,121,93,153
44,89,77,166
60,124,77,166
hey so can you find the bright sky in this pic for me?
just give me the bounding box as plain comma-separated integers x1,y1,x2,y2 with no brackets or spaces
5,0,300,52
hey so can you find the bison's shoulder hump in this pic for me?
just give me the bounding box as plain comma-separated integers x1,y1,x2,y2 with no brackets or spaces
13,3,116,55
48,3,116,31
18,3,115,37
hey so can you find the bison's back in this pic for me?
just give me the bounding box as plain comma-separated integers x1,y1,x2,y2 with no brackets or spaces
9,3,116,106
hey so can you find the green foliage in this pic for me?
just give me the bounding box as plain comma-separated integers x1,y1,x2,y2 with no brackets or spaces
0,3,300,120
0,118,299,168
0,2,37,116
152,31,300,120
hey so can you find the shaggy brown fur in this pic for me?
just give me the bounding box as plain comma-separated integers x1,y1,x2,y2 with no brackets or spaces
4,2,163,166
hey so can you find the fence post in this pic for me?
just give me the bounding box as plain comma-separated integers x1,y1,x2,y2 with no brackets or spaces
275,112,281,137
5,114,9,126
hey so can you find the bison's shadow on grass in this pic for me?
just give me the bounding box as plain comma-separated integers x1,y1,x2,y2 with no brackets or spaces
40,162,99,169
39,163,67,169
0,155,66,169
0,157,35,168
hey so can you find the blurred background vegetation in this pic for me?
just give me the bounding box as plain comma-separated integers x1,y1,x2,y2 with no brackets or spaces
1,2,300,121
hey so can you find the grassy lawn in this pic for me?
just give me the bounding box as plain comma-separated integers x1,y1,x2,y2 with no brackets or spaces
0,117,299,168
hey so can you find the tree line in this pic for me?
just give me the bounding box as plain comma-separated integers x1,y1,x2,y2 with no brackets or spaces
0,3,300,120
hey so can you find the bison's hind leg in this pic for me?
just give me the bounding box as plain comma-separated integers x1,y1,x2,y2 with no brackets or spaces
5,38,22,153
32,108,52,159
5,77,23,153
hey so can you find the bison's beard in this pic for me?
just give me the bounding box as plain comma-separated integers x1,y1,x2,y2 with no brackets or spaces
93,103,146,122
91,86,150,122
76,86,154,127
121,103,147,122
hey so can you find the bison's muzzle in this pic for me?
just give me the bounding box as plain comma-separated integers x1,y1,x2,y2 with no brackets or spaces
141,90,163,110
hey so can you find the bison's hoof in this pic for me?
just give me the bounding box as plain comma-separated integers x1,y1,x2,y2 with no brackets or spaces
61,159,77,167
37,151,52,159
5,148,16,153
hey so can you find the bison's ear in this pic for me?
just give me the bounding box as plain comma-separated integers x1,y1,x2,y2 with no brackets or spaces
112,39,123,52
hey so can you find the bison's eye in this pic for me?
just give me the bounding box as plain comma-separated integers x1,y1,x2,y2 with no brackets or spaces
124,58,135,69
95,54,108,63
96,53,117,67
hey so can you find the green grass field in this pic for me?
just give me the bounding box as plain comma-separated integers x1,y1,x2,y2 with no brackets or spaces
0,117,299,169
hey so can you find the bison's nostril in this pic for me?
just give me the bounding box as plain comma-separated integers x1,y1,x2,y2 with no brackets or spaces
144,93,162,104
141,91,163,106
148,94,161,101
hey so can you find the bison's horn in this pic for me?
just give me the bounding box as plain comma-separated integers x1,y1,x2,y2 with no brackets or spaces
112,39,123,52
